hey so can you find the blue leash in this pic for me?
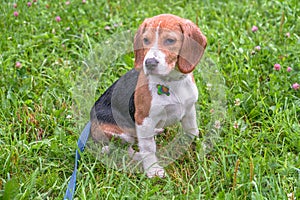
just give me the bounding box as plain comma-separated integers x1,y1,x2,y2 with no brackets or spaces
64,121,91,200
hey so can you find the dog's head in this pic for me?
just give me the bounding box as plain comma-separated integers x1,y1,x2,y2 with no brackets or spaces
134,14,207,76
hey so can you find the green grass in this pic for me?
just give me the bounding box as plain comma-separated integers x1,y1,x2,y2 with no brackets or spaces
0,0,299,199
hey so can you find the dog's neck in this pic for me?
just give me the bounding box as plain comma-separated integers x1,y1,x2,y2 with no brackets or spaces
146,69,188,83
146,69,193,98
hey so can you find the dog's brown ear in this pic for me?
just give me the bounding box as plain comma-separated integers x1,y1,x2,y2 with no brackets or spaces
178,21,207,74
134,20,147,70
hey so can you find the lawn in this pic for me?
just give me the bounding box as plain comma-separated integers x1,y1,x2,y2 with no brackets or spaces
0,0,299,199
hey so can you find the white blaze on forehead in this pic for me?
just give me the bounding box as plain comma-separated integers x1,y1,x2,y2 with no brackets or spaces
153,22,161,49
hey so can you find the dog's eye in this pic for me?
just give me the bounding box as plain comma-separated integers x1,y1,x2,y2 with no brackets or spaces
143,38,150,45
164,38,176,45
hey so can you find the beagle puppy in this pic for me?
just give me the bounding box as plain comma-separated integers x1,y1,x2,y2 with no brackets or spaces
90,14,207,178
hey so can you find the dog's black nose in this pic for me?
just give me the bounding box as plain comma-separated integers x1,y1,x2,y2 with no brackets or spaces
145,58,159,70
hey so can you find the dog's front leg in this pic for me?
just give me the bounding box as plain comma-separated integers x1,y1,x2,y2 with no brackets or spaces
136,117,165,178
181,104,199,139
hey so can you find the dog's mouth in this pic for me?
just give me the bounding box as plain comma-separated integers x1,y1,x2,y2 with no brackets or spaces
144,66,170,77
144,60,173,76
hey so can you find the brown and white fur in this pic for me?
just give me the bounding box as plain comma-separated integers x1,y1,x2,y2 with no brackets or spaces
90,14,207,178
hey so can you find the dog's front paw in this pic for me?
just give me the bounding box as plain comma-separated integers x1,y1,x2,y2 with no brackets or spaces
146,165,166,178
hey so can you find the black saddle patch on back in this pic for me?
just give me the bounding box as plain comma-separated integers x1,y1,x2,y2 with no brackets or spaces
90,69,139,128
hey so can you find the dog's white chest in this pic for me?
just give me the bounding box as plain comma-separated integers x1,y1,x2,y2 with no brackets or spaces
148,75,198,128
